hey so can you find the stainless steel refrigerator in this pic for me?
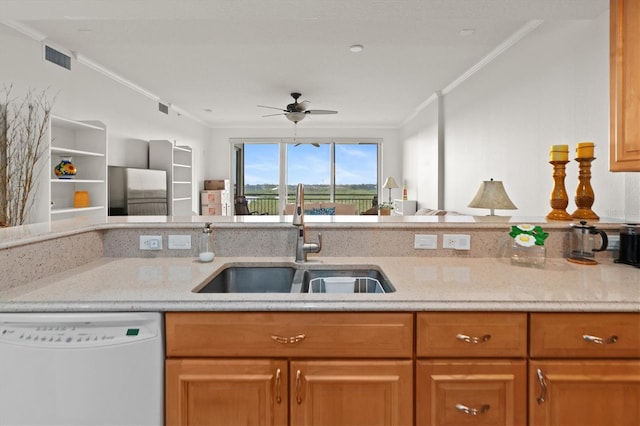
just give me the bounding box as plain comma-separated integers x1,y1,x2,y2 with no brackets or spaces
108,167,168,215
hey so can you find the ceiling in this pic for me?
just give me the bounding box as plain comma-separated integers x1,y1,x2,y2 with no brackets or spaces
1,0,609,129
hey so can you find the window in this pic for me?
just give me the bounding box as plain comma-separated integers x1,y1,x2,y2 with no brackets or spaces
233,139,380,215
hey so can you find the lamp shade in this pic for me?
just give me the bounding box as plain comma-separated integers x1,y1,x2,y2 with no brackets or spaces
383,176,399,189
468,178,517,215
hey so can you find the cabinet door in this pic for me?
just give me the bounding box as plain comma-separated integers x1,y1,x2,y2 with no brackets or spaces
166,359,288,426
290,360,413,426
416,360,527,426
610,0,640,171
530,360,640,426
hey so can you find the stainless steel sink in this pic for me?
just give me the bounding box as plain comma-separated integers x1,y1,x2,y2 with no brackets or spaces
195,266,296,293
300,268,395,293
194,264,395,294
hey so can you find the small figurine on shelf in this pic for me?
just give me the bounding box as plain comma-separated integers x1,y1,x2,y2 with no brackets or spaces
54,156,77,179
508,224,549,268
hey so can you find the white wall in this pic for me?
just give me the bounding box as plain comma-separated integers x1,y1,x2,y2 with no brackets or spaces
401,12,639,221
0,25,211,216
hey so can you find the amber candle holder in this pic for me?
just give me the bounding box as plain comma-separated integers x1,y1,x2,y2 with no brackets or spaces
572,157,599,220
546,160,572,220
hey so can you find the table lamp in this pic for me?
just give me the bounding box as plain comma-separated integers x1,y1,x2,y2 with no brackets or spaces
468,178,517,215
382,177,399,204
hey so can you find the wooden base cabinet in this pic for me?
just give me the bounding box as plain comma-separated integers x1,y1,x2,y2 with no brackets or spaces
416,360,527,426
291,360,413,426
166,359,288,426
529,360,640,426
530,313,640,426
165,312,414,426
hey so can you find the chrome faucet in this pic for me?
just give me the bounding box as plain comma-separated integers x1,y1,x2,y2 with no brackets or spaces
293,183,322,262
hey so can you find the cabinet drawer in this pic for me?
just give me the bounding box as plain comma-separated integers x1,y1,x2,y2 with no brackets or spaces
416,360,527,426
416,312,527,357
166,312,413,358
530,313,640,358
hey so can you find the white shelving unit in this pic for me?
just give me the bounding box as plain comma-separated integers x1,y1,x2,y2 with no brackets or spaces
392,199,417,216
149,140,193,216
40,116,107,222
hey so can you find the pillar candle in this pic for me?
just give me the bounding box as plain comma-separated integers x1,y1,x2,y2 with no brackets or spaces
576,142,595,158
549,145,569,161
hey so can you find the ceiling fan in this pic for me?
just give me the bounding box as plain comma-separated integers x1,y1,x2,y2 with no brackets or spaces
258,92,338,124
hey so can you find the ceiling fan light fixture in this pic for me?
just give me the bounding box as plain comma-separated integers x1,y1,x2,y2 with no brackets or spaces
349,44,364,53
286,112,306,123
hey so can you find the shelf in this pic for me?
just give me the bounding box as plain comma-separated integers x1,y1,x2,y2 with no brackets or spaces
174,145,192,153
51,179,105,184
173,181,192,185
51,147,105,157
173,163,192,168
51,115,105,131
174,197,192,202
51,206,105,215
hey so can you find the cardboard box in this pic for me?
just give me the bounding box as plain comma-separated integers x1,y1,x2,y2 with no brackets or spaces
201,203,223,215
204,179,229,190
200,190,228,204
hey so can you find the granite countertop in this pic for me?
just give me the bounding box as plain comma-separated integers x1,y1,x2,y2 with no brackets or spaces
1,256,638,313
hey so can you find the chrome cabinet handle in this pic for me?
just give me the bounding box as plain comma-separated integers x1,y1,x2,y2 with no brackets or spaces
455,403,490,415
275,368,282,404
583,334,618,345
536,368,548,404
296,370,303,404
271,334,306,344
456,333,491,344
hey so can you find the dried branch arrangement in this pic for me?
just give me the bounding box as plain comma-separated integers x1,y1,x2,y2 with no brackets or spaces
0,86,54,226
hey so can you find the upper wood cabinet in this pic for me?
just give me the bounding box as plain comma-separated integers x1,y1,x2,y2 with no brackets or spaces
610,0,640,171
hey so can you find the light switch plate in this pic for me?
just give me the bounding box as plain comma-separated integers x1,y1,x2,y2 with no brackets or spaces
168,235,191,250
414,234,437,249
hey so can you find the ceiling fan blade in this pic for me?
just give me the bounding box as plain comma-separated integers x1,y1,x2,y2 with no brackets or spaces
262,112,286,117
305,109,338,115
257,105,286,111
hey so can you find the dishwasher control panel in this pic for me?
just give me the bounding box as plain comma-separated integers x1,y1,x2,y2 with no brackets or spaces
0,323,156,347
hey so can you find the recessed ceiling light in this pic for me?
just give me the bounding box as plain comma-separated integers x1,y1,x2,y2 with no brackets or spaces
459,29,475,37
349,44,364,53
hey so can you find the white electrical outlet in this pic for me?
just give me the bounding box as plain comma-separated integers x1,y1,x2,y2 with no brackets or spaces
414,234,437,249
607,234,620,251
168,235,191,250
443,234,471,250
140,235,162,250
443,234,458,249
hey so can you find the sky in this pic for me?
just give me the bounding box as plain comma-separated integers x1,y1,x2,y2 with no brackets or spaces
244,143,377,185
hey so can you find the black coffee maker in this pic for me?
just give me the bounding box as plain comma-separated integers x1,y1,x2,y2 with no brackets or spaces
616,224,640,268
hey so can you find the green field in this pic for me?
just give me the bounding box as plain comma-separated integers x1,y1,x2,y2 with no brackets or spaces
244,184,377,214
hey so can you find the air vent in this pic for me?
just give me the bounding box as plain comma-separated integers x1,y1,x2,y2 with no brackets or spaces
44,45,71,70
158,103,169,114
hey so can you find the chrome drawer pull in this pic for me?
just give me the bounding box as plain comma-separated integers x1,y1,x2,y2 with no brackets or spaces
455,403,490,415
583,334,618,345
271,334,306,344
456,333,491,344
536,368,548,404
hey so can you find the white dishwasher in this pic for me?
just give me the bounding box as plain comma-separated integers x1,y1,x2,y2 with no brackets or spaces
0,312,163,426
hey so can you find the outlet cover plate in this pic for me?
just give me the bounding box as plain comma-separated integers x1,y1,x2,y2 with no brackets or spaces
140,235,162,250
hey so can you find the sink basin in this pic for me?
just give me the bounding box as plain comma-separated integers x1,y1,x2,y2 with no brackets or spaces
195,266,296,293
301,268,395,293
194,264,395,294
